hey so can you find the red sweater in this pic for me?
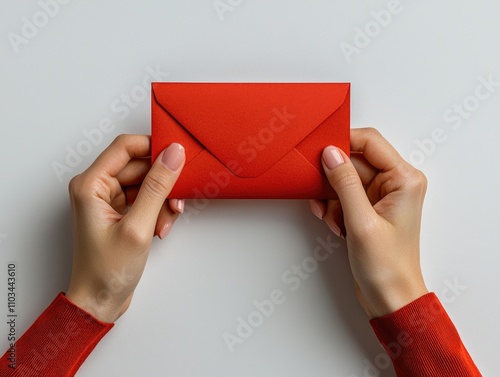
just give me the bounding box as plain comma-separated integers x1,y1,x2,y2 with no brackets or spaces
0,293,481,376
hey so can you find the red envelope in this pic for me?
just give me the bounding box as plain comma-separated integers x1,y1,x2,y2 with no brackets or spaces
151,83,350,199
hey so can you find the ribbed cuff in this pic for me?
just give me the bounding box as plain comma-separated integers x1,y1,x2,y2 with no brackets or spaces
370,293,481,377
0,292,113,377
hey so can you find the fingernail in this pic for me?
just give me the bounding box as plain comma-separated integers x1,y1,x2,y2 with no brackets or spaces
310,201,324,220
161,143,184,172
171,199,185,214
325,217,342,238
323,146,344,170
159,222,172,240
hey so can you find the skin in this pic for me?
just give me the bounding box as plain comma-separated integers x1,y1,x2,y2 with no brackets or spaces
66,128,428,323
65,135,186,323
310,128,428,318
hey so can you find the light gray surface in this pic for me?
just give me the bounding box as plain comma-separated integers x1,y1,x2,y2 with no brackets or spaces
1,1,499,376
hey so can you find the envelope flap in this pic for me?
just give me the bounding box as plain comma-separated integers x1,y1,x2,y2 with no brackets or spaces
152,83,349,177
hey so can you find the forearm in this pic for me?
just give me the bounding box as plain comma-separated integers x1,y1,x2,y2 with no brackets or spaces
0,293,113,376
370,293,481,377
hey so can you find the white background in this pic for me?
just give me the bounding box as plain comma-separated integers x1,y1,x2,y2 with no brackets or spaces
1,1,499,376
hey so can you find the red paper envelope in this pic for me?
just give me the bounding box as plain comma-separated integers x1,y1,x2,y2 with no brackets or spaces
151,83,350,199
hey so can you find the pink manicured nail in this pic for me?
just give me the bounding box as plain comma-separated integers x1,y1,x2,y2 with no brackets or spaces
310,201,324,220
323,146,344,170
159,222,172,240
171,199,185,213
325,217,342,238
161,143,184,172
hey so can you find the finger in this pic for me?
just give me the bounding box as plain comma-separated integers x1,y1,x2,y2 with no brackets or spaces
309,199,326,220
115,159,151,186
169,199,185,214
124,143,185,237
155,201,179,239
323,199,345,239
125,193,187,221
110,190,127,215
350,128,406,172
87,135,151,178
322,146,377,230
350,153,378,186
125,192,185,213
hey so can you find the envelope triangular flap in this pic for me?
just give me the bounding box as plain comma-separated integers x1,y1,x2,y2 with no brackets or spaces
153,83,349,178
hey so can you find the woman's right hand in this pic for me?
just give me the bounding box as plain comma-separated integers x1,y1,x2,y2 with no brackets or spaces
310,128,429,319
66,135,185,323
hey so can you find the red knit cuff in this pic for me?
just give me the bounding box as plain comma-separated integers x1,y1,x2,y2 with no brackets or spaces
0,292,113,376
370,293,481,377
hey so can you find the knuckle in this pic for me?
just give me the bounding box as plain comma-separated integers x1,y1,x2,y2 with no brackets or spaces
358,217,379,236
68,174,88,201
405,167,428,195
330,169,360,190
112,134,129,147
142,172,170,199
364,127,381,139
68,175,80,195
120,220,150,247
352,216,380,240
414,169,428,189
68,173,100,205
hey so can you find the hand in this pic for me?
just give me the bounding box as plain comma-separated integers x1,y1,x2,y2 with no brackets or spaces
310,128,429,319
66,135,185,323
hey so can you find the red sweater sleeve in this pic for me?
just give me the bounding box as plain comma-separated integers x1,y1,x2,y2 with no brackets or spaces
0,292,113,377
370,292,481,376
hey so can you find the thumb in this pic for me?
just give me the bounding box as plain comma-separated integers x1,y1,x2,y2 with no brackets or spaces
125,143,185,236
322,146,376,230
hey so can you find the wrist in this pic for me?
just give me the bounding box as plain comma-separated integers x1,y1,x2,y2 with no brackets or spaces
361,276,429,319
65,288,123,323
